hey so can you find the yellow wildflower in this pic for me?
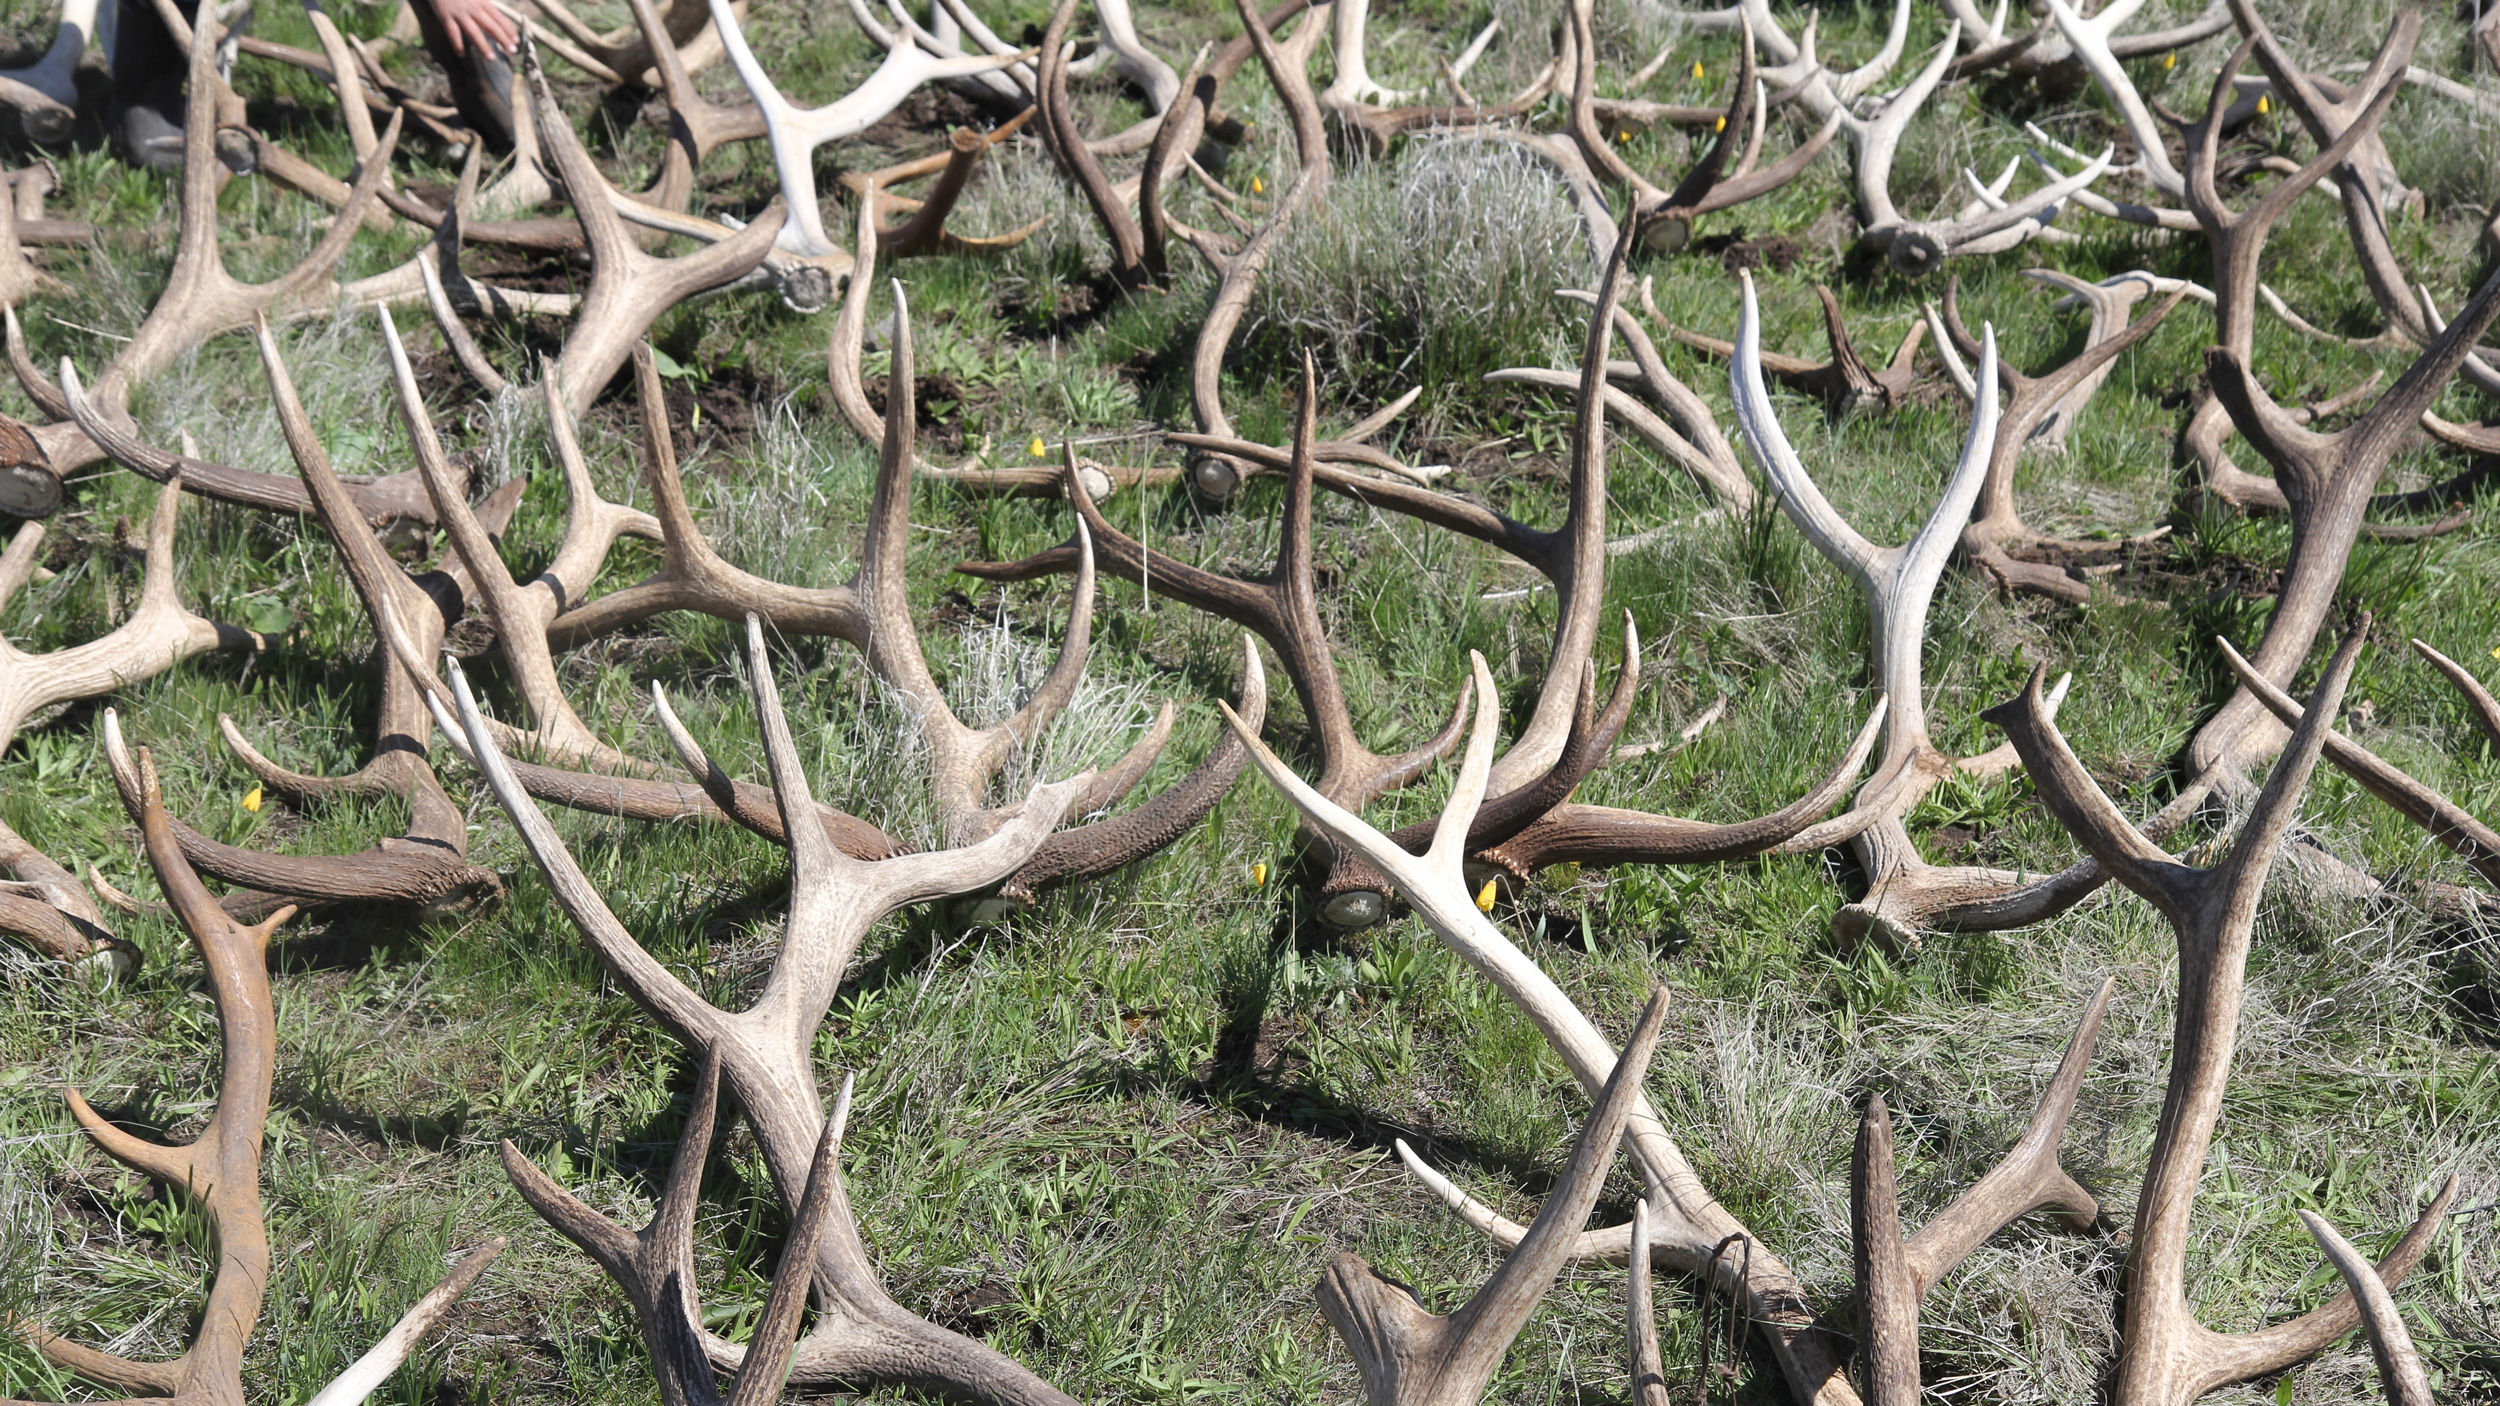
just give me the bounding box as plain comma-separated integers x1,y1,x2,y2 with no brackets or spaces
1252,862,1268,886
1029,436,1048,458
1251,174,1265,194
1691,59,1705,80
242,787,262,813
1474,878,1497,912
1715,115,1727,132
2256,94,2270,114
2163,50,2176,70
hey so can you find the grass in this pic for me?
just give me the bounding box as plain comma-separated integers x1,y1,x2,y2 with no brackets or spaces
2,0,2499,1400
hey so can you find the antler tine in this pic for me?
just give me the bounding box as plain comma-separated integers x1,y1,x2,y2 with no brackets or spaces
527,42,784,417
25,745,499,1400
2297,1204,2444,1406
1837,27,1959,241
2414,639,2500,748
1219,676,1858,1406
2045,0,2183,197
1628,1203,1672,1406
1853,1094,1918,1406
627,0,766,213
1647,281,1922,415
2218,637,2500,888
1322,988,1671,1406
381,309,652,776
1037,0,1148,288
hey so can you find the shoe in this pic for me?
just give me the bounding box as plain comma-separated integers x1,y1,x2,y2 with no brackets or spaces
117,101,185,173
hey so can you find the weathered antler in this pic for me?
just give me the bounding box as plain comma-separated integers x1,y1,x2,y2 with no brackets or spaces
1220,653,1864,1406
1324,987,1671,1406
1984,626,2460,1406
7,748,500,1400
441,614,1092,1400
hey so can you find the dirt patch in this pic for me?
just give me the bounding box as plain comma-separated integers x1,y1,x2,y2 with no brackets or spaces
1697,231,1803,275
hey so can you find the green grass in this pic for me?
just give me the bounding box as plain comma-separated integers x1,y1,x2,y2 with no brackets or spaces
3,0,2500,1400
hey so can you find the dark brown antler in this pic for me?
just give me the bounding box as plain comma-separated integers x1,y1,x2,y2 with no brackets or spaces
1929,272,2188,603
500,1049,841,1406
443,615,1090,1401
8,748,499,1400
1323,987,1671,1406
1984,626,2460,1406
1035,0,1148,289
964,364,1465,929
1654,282,1927,416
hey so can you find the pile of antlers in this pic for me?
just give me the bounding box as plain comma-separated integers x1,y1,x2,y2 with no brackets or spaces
4,0,2499,1398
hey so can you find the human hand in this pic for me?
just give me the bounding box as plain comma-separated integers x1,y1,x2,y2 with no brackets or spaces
433,0,519,58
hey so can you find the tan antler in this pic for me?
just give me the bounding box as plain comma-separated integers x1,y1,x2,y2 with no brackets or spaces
525,44,784,417
0,479,255,962
1983,626,2459,1406
7,748,499,1402
1324,987,1671,1406
1218,654,1863,1406
500,1049,842,1406
440,614,1091,1399
1733,271,2168,947
24,0,398,479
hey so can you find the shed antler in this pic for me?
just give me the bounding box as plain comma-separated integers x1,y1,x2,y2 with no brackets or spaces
21,0,397,480
1325,987,1672,1406
1219,654,1862,1406
0,480,253,966
1984,625,2459,1406
440,616,1093,1400
1733,271,2179,948
7,748,500,1400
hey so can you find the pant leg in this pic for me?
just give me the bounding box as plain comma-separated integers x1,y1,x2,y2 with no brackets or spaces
406,0,515,153
107,0,196,123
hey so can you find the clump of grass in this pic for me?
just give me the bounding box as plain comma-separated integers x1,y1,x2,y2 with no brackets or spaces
1240,139,1590,412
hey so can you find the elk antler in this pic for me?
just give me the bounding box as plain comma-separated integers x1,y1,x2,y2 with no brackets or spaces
500,1048,844,1406
105,320,505,917
525,44,784,417
1733,271,2208,947
709,0,1021,267
2218,635,2500,894
440,615,1092,1399
1036,0,1149,289
1648,281,1928,417
2189,245,2500,784
1927,272,2189,603
1324,987,1672,1406
1984,625,2460,1406
1219,653,1863,1406
8,747,500,1399
23,0,400,480
0,481,253,964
